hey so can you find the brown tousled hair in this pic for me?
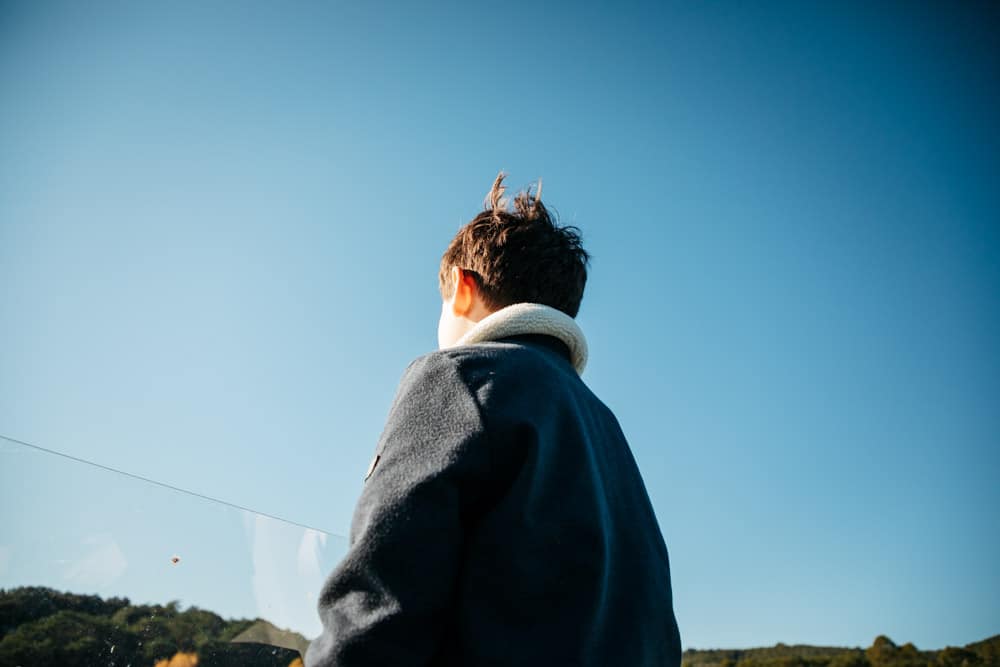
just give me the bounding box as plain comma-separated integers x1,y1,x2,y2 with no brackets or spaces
439,172,590,318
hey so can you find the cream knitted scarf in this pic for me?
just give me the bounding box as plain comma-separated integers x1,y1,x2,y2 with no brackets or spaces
450,302,588,375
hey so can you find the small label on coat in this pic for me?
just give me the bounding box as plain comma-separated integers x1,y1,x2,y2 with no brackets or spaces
364,454,380,481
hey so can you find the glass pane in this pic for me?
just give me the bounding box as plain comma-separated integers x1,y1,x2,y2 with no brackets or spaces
0,436,348,665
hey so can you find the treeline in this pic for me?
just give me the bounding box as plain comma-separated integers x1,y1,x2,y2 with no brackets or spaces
2,586,997,667
0,586,302,666
683,634,1000,667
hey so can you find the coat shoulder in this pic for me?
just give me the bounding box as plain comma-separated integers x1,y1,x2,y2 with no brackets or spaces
410,340,568,392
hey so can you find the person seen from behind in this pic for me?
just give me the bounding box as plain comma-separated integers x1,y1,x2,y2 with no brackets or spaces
305,172,682,666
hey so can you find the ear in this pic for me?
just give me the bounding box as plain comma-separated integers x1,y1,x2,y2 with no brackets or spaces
450,266,478,317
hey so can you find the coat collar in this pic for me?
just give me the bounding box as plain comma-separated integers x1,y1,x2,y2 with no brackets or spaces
450,302,588,375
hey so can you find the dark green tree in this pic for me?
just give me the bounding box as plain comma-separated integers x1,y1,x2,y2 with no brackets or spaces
868,636,900,667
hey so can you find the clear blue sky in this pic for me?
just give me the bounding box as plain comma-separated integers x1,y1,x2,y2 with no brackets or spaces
1,0,998,651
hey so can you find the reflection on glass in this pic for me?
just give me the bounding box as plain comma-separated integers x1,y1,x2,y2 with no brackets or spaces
0,436,347,665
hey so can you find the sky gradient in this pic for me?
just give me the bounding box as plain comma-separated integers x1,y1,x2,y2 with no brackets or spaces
1,0,998,650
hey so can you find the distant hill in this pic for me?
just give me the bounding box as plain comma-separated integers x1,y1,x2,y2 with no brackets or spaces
683,634,1000,667
0,586,303,666
1,586,997,666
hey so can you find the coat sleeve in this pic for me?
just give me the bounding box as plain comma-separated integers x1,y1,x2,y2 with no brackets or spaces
305,352,491,666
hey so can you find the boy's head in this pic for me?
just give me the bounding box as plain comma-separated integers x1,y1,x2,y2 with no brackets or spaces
437,172,590,348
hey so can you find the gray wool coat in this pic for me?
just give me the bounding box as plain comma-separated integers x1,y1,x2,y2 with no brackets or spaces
305,331,681,666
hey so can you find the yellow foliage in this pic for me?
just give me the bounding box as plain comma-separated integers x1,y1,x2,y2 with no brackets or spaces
151,649,303,667
153,652,199,667
151,648,307,667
